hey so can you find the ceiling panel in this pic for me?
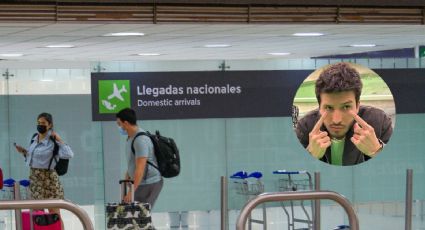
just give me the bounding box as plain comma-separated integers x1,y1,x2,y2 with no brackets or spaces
0,23,424,61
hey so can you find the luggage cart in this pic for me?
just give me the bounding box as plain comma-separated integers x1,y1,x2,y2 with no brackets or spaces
230,171,267,230
18,180,31,200
273,170,313,230
1,178,16,200
0,178,16,230
1,178,52,230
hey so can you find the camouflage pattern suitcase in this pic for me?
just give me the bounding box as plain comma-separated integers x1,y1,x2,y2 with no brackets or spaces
106,180,154,230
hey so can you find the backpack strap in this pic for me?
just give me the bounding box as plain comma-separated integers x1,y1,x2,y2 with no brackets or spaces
131,132,146,156
26,133,39,161
47,135,60,171
131,132,159,171
30,133,38,144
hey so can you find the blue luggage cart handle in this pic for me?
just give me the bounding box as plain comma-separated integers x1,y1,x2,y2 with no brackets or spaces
19,179,30,187
230,171,262,179
273,170,307,175
230,171,248,179
3,178,16,187
247,172,262,179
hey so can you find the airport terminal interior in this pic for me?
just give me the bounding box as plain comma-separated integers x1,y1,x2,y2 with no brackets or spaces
0,1,425,229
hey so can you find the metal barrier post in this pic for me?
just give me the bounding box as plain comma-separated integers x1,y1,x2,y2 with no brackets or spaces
0,199,94,230
405,169,413,230
14,183,22,230
314,172,320,230
236,191,359,230
221,176,228,230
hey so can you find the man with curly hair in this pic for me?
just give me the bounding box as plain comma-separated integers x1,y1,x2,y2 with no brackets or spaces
295,62,393,166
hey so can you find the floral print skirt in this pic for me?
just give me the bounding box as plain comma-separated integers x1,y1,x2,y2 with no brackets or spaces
29,168,64,200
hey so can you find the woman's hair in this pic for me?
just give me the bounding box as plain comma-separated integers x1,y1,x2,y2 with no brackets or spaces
315,62,363,105
37,112,53,126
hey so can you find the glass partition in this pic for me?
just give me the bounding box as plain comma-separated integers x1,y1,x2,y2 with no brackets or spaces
95,58,425,230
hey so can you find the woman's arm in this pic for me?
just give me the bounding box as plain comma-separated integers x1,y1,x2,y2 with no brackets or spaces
15,143,28,157
52,131,74,159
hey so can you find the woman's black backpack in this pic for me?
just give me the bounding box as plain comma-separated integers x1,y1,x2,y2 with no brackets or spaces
131,131,180,178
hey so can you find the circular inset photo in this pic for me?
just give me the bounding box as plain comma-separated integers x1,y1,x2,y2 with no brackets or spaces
293,62,395,166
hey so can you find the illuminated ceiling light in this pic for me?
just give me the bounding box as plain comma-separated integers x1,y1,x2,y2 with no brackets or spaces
45,44,75,48
0,53,24,57
137,53,162,56
203,44,231,48
268,52,291,56
292,33,324,37
349,44,377,47
103,32,145,36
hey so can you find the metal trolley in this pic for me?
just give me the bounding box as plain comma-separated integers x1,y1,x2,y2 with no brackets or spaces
1,178,33,230
230,171,267,230
273,170,314,230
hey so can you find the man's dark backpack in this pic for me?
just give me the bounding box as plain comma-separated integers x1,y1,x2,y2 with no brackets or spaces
31,133,69,176
131,131,180,178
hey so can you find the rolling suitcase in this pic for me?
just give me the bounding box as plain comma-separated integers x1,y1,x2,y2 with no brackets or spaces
22,210,61,230
106,180,154,230
18,180,62,230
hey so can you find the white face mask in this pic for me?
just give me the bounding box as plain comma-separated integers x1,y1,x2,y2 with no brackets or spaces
118,126,127,136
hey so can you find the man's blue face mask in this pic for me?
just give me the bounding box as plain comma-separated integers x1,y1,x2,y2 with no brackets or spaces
118,126,127,136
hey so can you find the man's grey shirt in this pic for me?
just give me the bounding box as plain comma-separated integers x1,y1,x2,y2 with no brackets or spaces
126,128,161,185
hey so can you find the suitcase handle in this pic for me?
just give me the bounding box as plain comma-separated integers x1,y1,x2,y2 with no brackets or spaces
119,179,134,203
119,180,134,184
273,170,308,175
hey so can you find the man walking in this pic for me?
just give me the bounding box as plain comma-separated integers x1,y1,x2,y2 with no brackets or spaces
116,108,163,207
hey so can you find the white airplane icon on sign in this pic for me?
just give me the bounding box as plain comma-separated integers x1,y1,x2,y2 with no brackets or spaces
102,100,116,110
108,83,127,101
